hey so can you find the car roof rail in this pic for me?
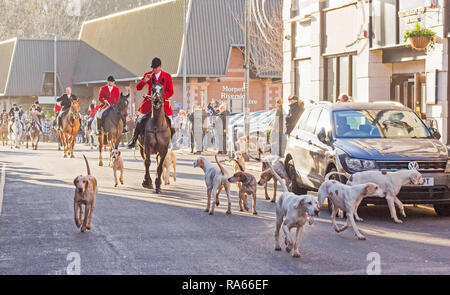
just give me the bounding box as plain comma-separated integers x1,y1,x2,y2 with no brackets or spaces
373,101,404,107
315,101,333,105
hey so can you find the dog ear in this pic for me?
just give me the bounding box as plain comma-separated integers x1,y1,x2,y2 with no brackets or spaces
73,177,79,186
84,177,89,191
118,150,121,156
362,184,374,196
294,198,305,209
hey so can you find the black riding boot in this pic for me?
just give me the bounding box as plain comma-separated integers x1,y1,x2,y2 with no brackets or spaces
96,117,102,136
122,116,128,134
165,115,175,139
127,115,147,149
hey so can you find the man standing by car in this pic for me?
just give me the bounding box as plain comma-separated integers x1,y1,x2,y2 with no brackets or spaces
285,96,304,136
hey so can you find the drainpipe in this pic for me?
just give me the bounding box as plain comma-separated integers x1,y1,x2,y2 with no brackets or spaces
445,0,450,145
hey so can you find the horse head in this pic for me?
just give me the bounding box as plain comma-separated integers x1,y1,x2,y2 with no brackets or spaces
70,97,81,119
116,93,130,117
151,76,165,111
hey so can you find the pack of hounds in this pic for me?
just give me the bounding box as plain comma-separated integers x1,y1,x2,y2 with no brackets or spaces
74,150,425,258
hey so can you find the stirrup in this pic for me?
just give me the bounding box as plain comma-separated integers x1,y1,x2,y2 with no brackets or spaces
127,138,137,149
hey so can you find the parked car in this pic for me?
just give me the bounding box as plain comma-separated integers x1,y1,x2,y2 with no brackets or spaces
284,102,450,216
227,110,275,154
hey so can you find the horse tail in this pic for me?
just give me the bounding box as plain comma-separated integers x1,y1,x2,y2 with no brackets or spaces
215,155,227,176
82,154,91,176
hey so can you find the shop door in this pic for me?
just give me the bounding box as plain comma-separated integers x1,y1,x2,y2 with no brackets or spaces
390,74,426,118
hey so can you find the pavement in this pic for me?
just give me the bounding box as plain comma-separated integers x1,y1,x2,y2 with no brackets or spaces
0,142,450,274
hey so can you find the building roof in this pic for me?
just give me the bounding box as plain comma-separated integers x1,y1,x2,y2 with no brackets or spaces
79,0,184,79
0,0,282,96
80,0,281,80
0,39,134,96
0,39,17,95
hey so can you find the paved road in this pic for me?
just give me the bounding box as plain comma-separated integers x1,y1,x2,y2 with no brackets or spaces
0,143,449,274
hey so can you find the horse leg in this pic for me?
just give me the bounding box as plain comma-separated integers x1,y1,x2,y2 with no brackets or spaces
155,151,168,194
98,133,103,166
70,134,76,158
142,155,153,189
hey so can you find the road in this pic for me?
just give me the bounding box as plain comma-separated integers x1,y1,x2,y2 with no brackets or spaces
0,142,449,275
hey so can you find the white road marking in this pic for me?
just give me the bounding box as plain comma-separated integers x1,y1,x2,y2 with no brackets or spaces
0,163,5,216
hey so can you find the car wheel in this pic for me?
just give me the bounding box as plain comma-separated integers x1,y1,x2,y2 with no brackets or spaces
285,157,308,195
434,203,450,216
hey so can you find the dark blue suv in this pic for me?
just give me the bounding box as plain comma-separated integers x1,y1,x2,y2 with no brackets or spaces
284,102,450,216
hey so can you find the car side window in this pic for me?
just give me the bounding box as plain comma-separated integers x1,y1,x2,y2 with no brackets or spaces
296,108,311,131
304,108,322,134
315,109,331,135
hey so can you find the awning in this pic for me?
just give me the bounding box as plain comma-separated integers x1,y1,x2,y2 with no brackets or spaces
38,96,57,105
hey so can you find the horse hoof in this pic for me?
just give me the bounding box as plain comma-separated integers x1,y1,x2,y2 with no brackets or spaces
99,162,103,167
155,189,161,194
142,182,153,189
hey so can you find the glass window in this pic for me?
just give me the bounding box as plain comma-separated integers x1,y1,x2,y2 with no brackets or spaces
315,109,331,135
352,55,357,97
326,55,356,101
333,110,431,138
327,58,337,102
339,56,349,96
297,108,311,131
304,108,322,134
372,0,397,48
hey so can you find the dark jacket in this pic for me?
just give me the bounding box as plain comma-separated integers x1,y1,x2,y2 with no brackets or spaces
9,108,23,119
57,94,76,111
286,101,304,135
219,110,231,131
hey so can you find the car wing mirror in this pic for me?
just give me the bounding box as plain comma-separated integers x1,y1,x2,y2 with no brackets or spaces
317,128,327,143
432,130,441,140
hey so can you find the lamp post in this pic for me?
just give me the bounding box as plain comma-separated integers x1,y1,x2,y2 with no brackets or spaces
183,0,188,110
46,33,58,102
243,0,251,160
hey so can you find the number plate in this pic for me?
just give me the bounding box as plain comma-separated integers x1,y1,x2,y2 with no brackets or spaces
423,177,434,186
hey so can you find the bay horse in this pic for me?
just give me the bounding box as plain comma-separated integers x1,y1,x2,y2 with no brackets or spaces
26,111,41,150
59,98,81,158
138,77,171,194
0,113,8,146
98,93,129,166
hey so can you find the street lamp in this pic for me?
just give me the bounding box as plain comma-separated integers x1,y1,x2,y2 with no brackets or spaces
45,33,58,102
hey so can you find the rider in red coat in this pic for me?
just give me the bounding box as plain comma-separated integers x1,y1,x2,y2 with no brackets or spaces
96,75,127,134
128,57,175,148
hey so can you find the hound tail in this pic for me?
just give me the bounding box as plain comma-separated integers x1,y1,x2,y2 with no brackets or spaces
268,161,289,193
317,182,330,207
83,154,91,176
215,155,228,176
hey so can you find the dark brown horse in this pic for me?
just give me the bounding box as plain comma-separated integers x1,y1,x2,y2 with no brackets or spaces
138,77,171,194
26,111,41,150
98,93,129,166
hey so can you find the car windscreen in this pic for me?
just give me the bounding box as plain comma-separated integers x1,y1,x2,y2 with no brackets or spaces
333,109,431,139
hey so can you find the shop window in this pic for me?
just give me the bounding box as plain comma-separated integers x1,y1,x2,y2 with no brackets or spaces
325,55,356,102
41,72,62,97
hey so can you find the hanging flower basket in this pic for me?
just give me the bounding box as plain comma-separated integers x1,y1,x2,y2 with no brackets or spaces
403,22,435,52
409,36,430,51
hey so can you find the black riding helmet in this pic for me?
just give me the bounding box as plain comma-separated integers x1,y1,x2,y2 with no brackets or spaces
151,57,162,69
